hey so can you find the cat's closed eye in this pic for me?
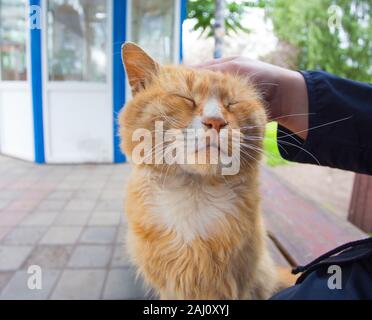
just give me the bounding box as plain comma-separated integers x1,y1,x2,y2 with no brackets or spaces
170,94,196,109
225,101,241,111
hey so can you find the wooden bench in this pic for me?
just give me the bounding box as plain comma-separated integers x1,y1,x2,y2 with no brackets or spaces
349,173,372,232
261,167,367,268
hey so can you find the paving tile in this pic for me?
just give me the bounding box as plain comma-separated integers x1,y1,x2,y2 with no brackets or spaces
20,212,59,226
40,227,82,245
104,181,127,191
68,245,112,268
54,211,91,226
72,190,101,200
51,269,106,300
7,180,35,190
46,191,74,200
0,272,13,293
0,199,11,210
63,174,89,182
19,190,49,201
100,188,125,200
0,269,60,300
24,246,73,269
47,168,72,176
88,211,121,226
92,166,114,176
36,174,59,183
0,227,12,242
0,180,10,189
80,227,116,244
0,211,29,227
31,181,58,191
3,227,47,245
103,268,148,300
0,246,33,271
121,215,128,226
94,200,123,212
109,168,131,181
35,200,67,212
80,179,107,190
116,227,127,244
83,185,107,193
0,191,21,201
5,200,40,212
55,181,83,191
111,245,131,268
64,199,97,211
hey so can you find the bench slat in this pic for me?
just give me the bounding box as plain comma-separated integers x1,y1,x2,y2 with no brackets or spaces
267,236,291,267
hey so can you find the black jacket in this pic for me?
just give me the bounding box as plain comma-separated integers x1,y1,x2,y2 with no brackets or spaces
277,71,372,175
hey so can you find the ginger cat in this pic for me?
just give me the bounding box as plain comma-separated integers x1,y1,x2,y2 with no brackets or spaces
119,43,281,299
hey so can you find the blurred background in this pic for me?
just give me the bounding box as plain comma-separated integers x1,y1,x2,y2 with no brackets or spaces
0,0,370,299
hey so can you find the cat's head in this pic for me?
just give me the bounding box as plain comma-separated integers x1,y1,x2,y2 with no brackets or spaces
119,43,267,177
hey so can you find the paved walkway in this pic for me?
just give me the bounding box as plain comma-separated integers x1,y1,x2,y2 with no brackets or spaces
0,155,362,300
0,155,148,300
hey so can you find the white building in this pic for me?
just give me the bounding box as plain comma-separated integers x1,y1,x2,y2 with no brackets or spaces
0,0,186,163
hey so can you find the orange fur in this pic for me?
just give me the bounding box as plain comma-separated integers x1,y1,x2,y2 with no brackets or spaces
119,43,280,299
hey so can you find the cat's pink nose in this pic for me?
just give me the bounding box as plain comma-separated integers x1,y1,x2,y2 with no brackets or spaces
202,117,227,132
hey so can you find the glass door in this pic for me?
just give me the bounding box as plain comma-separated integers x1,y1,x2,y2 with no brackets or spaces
47,0,108,82
0,0,35,161
0,0,28,81
127,0,180,64
43,0,113,163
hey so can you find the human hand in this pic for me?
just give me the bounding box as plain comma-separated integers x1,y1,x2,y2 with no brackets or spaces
194,57,309,139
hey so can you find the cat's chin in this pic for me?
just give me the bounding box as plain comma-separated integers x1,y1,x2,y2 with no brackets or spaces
179,163,221,177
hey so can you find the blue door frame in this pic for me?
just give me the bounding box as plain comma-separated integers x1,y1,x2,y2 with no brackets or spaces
30,0,45,164
112,0,127,163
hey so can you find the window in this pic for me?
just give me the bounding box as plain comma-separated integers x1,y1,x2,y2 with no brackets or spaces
131,0,176,64
0,0,27,81
47,0,107,82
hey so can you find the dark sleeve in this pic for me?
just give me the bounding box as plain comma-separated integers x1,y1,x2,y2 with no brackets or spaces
277,71,372,175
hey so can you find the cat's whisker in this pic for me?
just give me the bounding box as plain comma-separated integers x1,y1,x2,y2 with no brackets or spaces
240,115,352,141
240,126,304,146
241,144,266,155
240,144,275,160
256,82,279,87
156,153,171,185
142,139,174,163
278,116,353,140
238,146,285,173
238,147,261,163
241,135,289,156
276,139,320,165
142,146,165,164
270,112,315,122
236,135,289,162
160,145,179,188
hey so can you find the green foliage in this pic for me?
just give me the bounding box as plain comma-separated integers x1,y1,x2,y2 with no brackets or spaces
187,0,267,37
264,122,288,167
269,0,372,82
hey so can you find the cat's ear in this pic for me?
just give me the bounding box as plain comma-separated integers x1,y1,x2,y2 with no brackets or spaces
121,42,159,95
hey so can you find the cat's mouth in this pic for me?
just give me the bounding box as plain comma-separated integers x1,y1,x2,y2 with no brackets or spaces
192,141,233,161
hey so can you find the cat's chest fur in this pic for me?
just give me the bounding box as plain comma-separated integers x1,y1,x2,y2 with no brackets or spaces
146,175,240,242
